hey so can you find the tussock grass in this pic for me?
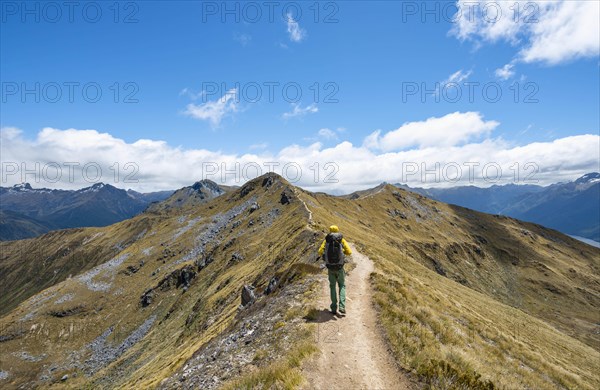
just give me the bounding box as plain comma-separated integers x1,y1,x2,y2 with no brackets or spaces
223,341,318,390
2,176,598,389
300,184,600,389
303,307,319,322
0,174,322,388
253,349,269,362
371,256,599,389
284,307,303,321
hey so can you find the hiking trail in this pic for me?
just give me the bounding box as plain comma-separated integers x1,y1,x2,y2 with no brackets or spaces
301,246,412,390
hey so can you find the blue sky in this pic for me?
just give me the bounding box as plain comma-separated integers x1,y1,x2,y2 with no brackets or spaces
1,1,599,192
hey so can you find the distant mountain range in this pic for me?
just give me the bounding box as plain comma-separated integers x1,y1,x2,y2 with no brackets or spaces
0,183,174,241
396,172,600,242
2,173,598,243
145,179,235,213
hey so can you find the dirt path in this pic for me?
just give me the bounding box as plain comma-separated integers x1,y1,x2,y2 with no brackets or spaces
301,246,412,390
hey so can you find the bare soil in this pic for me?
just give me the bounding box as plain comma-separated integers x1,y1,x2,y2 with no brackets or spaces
301,246,414,390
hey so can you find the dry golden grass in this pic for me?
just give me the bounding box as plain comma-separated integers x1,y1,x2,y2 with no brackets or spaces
0,175,320,389
222,340,318,390
299,184,600,389
1,176,598,389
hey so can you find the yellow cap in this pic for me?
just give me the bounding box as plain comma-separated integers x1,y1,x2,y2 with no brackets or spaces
329,225,339,233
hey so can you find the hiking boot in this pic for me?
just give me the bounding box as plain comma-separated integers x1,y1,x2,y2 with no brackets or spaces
339,308,346,315
330,308,338,315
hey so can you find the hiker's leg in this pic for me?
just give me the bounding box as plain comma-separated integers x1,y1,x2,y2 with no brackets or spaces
328,269,338,311
338,268,346,311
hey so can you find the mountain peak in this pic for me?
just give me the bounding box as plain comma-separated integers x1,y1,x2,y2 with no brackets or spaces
13,182,33,191
341,182,395,200
77,182,120,194
250,172,288,186
191,179,223,194
575,172,600,184
234,172,291,195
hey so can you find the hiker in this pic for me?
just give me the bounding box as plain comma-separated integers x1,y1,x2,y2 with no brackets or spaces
318,225,352,315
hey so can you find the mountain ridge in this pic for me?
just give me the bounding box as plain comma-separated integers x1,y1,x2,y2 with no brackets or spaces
0,182,175,241
0,173,598,389
395,172,600,241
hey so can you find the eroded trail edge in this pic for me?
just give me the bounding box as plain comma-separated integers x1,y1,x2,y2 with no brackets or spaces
301,246,411,390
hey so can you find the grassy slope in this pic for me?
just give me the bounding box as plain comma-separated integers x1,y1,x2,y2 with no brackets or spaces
299,185,599,389
1,177,598,389
0,214,164,316
0,181,232,316
0,175,319,389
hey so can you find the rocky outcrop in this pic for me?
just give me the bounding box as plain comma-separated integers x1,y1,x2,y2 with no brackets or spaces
159,275,317,390
262,175,274,188
141,265,197,307
280,190,293,205
240,285,256,307
140,289,154,307
157,265,196,291
264,277,279,295
230,252,244,263
195,256,214,271
48,305,86,318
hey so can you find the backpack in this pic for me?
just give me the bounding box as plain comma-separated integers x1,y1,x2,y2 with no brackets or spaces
324,233,345,269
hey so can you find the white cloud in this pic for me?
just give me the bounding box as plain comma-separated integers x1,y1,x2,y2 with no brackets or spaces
179,88,206,101
436,69,473,95
495,63,516,80
318,128,338,140
520,1,600,64
286,13,306,42
183,88,238,127
0,127,22,140
304,127,345,142
365,112,499,151
282,103,318,119
451,1,600,65
451,1,521,43
2,123,598,193
444,69,473,84
362,130,381,150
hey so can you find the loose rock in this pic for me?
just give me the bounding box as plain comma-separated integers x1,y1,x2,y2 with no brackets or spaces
241,285,256,307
